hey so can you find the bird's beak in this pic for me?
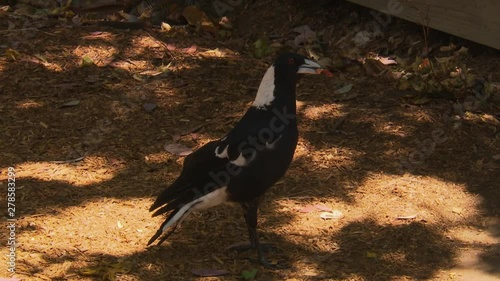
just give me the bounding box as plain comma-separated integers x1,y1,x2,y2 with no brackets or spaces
297,59,323,74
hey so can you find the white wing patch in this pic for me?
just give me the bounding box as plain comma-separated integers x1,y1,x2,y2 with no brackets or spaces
215,145,228,158
252,65,275,109
265,135,282,149
230,152,256,167
162,187,228,233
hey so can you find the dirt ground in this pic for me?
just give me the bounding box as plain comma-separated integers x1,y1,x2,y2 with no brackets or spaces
0,1,499,280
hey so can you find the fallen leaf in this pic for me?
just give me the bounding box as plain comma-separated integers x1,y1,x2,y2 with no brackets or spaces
161,22,172,31
379,56,397,65
5,48,21,60
218,16,232,29
34,53,47,63
133,74,148,82
293,25,316,46
314,204,333,212
241,269,258,280
81,56,94,66
364,59,388,76
182,6,217,34
452,207,463,215
320,210,343,219
61,99,80,108
418,58,431,71
298,205,317,213
413,97,431,105
143,103,157,112
353,30,372,46
182,45,197,54
164,143,192,156
366,251,377,258
191,269,228,277
335,84,353,94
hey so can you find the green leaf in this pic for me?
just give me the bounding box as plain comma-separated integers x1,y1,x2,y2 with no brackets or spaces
241,269,258,280
366,251,377,258
81,56,94,66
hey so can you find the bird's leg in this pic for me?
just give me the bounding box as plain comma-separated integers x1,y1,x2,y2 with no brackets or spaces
243,200,286,269
226,202,274,252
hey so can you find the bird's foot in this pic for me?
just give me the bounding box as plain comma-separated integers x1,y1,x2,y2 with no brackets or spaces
247,256,290,269
226,241,276,252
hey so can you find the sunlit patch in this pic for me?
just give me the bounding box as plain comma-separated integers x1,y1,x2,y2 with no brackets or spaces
16,99,43,109
72,45,118,67
82,31,116,41
356,173,481,224
373,122,409,137
294,138,360,170
144,152,170,163
16,198,157,278
301,104,340,120
5,155,123,186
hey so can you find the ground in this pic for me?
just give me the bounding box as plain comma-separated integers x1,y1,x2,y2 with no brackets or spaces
0,1,499,281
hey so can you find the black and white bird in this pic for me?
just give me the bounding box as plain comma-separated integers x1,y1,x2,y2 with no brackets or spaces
148,53,326,267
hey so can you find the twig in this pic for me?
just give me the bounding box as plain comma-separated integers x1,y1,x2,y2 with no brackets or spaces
145,31,176,60
50,153,87,164
0,28,38,34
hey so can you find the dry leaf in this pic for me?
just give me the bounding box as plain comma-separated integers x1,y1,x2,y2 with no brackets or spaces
164,143,192,156
379,56,397,65
335,84,353,94
320,210,343,219
61,99,80,108
182,45,198,54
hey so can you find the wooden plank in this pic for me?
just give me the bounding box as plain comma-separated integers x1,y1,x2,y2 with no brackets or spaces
347,0,500,50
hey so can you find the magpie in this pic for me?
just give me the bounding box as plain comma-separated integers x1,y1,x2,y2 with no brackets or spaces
148,53,325,268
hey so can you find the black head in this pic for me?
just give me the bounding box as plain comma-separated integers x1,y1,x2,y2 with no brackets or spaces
273,53,323,83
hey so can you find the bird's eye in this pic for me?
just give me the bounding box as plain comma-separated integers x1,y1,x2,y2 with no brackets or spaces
288,58,295,64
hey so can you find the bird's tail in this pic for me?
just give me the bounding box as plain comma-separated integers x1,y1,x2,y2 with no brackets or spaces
147,195,202,246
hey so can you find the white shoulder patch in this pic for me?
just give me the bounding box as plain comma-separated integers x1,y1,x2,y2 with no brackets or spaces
215,145,228,158
252,65,275,109
265,134,282,149
230,152,256,167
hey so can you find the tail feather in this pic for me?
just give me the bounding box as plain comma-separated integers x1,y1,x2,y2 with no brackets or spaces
151,190,194,217
149,180,190,212
148,197,203,246
147,210,178,246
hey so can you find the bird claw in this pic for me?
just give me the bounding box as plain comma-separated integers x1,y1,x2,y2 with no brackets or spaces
226,241,276,252
247,257,290,269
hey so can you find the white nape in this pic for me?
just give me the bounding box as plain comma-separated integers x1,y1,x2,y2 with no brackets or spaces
161,187,228,233
252,65,275,109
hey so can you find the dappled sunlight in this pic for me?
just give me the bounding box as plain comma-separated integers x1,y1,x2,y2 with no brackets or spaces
16,197,157,278
294,137,361,171
354,173,482,225
72,45,118,67
7,155,123,186
372,121,409,138
15,99,44,109
447,226,498,246
301,103,342,121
